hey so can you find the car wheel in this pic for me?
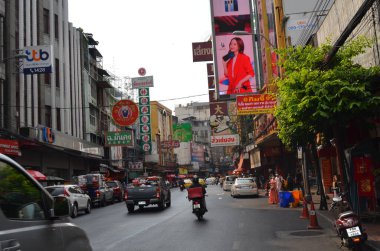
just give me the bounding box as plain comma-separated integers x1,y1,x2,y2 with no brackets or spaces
127,204,135,213
166,197,171,207
71,203,78,218
85,201,91,214
158,200,165,210
101,197,106,207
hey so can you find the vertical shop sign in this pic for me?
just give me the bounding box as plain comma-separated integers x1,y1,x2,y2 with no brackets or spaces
138,88,152,152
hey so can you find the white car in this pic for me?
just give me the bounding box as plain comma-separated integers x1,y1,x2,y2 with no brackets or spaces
205,177,216,185
223,175,237,191
231,178,259,198
46,185,92,217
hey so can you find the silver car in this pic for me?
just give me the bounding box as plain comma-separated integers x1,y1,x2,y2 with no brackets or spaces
222,175,237,191
231,178,259,198
0,154,92,251
46,185,92,218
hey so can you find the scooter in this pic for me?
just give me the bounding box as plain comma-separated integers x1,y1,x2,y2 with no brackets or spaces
330,188,367,250
187,187,207,221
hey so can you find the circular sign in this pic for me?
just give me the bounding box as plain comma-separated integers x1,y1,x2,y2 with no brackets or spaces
140,106,150,114
140,115,150,124
142,143,151,151
138,67,146,76
112,100,139,126
139,88,149,96
140,97,149,105
141,134,151,142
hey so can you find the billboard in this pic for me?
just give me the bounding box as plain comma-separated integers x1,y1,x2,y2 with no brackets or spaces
132,76,154,88
105,131,134,146
236,94,276,115
173,123,192,142
111,100,139,126
23,45,53,74
210,0,257,100
209,101,239,147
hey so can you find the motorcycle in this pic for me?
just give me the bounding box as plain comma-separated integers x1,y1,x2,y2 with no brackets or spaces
187,187,207,220
330,188,367,250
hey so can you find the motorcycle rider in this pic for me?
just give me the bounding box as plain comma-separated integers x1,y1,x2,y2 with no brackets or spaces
189,175,208,212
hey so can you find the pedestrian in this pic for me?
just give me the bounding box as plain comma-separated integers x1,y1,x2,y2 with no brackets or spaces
286,173,294,191
268,175,279,204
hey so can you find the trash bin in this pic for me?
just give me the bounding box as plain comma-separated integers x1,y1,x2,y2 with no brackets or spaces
279,191,294,208
291,190,302,207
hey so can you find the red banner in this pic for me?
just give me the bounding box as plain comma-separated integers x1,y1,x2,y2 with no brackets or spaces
236,94,276,115
0,139,21,156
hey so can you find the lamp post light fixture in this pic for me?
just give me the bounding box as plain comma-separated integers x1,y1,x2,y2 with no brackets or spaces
232,30,277,49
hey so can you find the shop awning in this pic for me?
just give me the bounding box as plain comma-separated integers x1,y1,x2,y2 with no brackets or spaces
26,170,46,181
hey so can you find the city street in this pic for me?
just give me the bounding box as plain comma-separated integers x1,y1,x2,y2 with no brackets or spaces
72,185,350,251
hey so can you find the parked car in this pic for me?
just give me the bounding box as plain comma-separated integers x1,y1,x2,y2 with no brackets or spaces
0,153,93,251
74,174,114,207
45,185,92,218
223,175,237,191
206,177,217,185
125,176,171,213
106,180,125,202
231,178,259,198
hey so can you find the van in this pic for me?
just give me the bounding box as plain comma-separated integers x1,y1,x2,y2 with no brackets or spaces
223,175,237,191
0,153,92,251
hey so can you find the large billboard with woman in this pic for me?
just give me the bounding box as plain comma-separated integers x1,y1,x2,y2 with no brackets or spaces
210,0,257,100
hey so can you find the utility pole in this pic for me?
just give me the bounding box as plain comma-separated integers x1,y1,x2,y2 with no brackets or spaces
273,0,286,77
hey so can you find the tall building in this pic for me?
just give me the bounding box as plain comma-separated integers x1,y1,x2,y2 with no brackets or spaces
0,0,122,180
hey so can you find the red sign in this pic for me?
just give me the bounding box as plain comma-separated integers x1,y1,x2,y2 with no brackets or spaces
237,94,277,115
138,67,146,76
112,100,139,126
160,140,180,149
0,139,21,156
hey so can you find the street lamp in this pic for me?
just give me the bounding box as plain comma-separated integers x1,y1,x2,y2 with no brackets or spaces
232,31,276,49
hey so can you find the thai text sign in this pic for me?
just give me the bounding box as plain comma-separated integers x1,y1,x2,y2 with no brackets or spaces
236,94,276,115
160,140,180,149
105,131,134,146
211,134,239,147
0,139,21,156
192,41,213,62
132,76,154,88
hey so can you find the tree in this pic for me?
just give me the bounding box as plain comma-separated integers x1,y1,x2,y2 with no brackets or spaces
274,36,380,209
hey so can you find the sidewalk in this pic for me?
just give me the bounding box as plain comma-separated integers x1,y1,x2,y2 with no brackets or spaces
259,188,380,251
310,191,380,251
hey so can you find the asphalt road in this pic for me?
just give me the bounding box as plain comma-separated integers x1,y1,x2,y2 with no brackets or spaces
72,185,353,251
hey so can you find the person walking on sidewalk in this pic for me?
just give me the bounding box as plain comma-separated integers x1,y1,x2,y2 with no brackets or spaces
268,176,279,204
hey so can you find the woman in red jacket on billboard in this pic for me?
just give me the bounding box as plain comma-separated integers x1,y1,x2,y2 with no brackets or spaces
222,37,254,94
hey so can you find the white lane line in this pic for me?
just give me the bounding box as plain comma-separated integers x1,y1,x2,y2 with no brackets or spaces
218,197,223,200
232,241,240,250
217,193,224,196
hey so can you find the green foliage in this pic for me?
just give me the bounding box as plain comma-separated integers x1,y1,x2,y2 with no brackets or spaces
275,36,380,148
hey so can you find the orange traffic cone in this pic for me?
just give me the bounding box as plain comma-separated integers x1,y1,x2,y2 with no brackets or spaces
299,197,309,219
307,200,321,229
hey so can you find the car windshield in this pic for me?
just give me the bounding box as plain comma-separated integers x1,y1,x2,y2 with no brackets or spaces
46,187,64,196
236,179,253,184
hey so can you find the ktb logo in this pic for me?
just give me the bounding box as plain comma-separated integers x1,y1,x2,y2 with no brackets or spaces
25,49,50,62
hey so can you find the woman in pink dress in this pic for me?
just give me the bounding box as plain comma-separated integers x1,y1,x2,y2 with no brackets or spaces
268,176,279,204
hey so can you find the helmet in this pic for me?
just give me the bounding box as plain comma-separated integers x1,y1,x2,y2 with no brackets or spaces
192,175,199,184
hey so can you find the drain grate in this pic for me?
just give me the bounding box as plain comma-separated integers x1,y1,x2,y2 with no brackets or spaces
290,231,324,237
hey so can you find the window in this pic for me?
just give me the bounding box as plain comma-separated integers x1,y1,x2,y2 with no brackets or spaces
90,107,97,126
54,14,58,39
0,161,46,220
55,58,59,87
44,73,50,85
57,108,61,131
45,105,51,128
43,9,49,34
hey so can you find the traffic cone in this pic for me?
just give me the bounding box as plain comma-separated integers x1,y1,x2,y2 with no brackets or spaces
307,200,321,229
299,197,309,219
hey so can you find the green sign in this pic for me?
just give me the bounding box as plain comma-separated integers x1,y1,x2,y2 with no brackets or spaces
173,123,192,142
105,131,133,146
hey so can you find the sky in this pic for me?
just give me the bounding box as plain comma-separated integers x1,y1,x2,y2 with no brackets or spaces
68,0,212,114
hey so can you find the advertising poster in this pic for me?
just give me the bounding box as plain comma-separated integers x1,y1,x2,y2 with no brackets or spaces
173,123,193,142
209,101,239,147
210,0,257,100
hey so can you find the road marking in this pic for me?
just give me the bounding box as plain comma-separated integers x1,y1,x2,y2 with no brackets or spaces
239,223,244,228
218,197,223,200
217,193,224,196
232,241,240,250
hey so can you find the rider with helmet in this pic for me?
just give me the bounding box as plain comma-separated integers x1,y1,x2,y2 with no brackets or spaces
189,175,208,212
